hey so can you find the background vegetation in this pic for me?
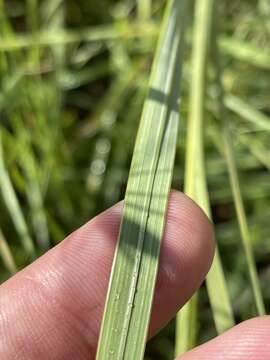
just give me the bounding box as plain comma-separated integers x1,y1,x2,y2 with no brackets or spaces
0,0,269,358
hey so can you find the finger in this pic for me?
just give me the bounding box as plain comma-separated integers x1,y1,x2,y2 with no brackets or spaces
0,190,214,360
178,316,270,360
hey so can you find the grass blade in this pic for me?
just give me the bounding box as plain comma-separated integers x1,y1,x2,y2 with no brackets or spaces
137,0,152,20
220,36,270,70
175,294,197,357
223,131,266,315
0,138,36,259
0,23,157,51
211,19,266,316
10,120,50,250
224,95,270,132
0,228,17,275
238,134,270,170
175,0,234,355
96,1,187,359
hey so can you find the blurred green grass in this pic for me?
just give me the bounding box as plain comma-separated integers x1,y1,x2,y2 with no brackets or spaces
0,0,270,359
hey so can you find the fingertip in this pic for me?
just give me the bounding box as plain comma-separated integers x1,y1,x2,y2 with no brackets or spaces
0,190,216,359
166,190,215,271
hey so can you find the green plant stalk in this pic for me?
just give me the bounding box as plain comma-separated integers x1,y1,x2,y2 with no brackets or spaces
206,95,270,170
0,228,17,274
211,21,266,315
0,22,157,51
26,0,40,67
0,0,13,36
224,95,270,132
37,0,65,199
0,0,13,72
96,1,187,359
210,125,267,315
220,36,270,70
223,131,266,315
9,117,50,250
2,15,269,73
175,0,234,355
0,138,36,259
137,0,152,20
175,294,197,357
45,0,66,70
238,134,270,170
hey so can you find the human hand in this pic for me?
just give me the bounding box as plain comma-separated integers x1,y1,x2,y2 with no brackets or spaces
0,191,269,359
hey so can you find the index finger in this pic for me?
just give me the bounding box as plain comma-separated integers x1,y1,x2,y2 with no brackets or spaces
0,191,214,359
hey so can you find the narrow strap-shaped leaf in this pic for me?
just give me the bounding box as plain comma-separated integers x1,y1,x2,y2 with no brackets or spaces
0,228,17,274
211,17,266,316
219,36,270,70
238,133,270,170
223,131,266,315
206,250,235,332
224,95,270,132
0,23,157,51
175,294,198,357
9,120,50,251
175,0,234,355
0,138,36,259
137,0,152,20
97,1,187,359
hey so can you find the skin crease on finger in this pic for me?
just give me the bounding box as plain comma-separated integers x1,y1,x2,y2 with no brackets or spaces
0,190,214,360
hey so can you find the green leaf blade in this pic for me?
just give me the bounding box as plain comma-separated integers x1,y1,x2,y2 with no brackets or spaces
175,0,235,355
96,1,187,359
0,138,36,259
